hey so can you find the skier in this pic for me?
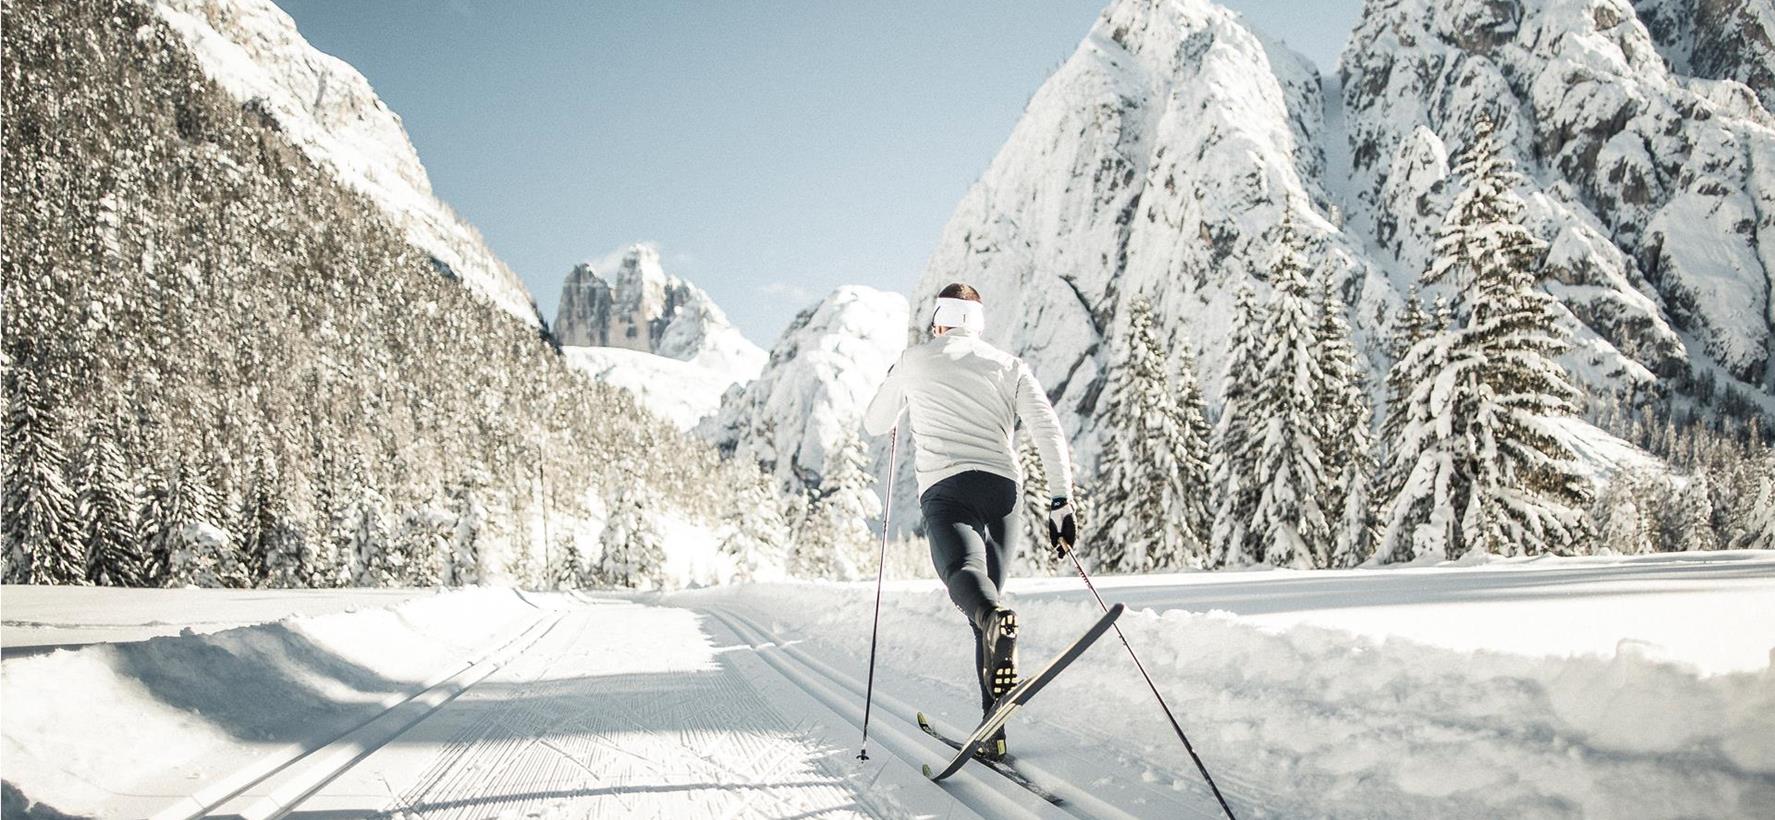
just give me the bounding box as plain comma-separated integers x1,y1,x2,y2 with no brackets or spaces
863,282,1077,761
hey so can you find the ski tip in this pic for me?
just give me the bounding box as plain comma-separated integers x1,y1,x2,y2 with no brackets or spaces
922,763,934,778
916,711,929,725
1107,601,1125,619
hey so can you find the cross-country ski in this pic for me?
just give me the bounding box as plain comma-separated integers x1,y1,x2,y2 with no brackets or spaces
915,712,1063,805
6,0,1774,817
921,602,1124,782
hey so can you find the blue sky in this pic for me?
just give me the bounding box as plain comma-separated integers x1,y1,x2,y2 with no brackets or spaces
277,0,1361,345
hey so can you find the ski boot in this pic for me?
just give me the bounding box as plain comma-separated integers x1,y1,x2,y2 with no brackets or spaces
976,725,1009,762
979,606,1020,701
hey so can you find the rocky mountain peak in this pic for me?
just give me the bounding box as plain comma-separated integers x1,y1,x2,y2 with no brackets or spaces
553,244,765,379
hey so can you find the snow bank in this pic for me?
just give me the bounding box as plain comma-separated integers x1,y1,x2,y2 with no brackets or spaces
0,587,563,818
679,554,1775,818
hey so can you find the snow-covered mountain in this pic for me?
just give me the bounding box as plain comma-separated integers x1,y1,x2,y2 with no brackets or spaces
702,286,909,497
1342,0,1775,392
915,0,1394,468
555,244,767,379
151,0,542,326
912,0,1772,470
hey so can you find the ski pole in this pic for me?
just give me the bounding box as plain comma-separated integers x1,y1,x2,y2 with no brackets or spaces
857,424,900,761
1061,541,1238,820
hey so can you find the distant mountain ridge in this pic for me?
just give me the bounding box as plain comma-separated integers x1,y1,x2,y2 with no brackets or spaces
554,244,766,379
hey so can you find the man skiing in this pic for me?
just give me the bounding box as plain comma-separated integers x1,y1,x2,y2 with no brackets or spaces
862,282,1077,761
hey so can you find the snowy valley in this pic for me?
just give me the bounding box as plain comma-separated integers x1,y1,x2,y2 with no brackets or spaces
4,0,1775,816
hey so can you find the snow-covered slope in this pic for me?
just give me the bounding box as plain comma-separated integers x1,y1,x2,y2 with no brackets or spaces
915,0,1393,471
912,0,1772,491
702,286,909,496
151,0,541,326
1342,0,1775,391
554,244,766,379
560,346,733,431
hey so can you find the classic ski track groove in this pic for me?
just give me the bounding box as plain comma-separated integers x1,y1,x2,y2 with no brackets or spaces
703,604,1145,820
376,600,868,819
708,601,1273,820
146,606,565,820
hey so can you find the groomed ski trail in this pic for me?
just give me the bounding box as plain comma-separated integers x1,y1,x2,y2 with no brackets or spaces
696,600,1263,819
281,597,900,818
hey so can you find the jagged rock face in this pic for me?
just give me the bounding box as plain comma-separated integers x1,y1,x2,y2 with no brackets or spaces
915,0,1394,468
701,286,908,497
1344,0,1775,389
152,0,541,326
553,244,765,378
1634,0,1775,112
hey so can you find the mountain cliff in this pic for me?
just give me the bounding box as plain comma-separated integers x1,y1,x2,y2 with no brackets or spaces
554,244,766,379
702,287,908,498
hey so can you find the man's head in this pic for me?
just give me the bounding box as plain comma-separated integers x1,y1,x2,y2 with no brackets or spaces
932,283,985,335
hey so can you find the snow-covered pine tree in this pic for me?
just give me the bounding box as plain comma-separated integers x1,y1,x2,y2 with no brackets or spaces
4,361,83,584
1170,321,1215,564
598,484,667,589
720,471,789,582
547,534,584,590
157,458,231,587
1732,449,1775,548
1662,474,1717,552
241,445,306,587
348,483,393,586
446,470,489,586
395,504,450,587
1596,471,1659,554
1315,269,1377,568
1375,288,1435,513
793,430,880,580
136,462,171,585
1379,115,1590,561
1249,212,1332,568
1087,298,1210,571
304,434,347,588
1209,284,1266,568
1377,297,1461,561
76,417,142,586
1017,435,1058,574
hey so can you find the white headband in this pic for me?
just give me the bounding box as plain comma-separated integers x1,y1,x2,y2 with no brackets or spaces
931,297,985,332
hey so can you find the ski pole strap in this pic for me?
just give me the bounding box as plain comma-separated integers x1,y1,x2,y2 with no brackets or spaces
857,425,899,760
1063,542,1238,820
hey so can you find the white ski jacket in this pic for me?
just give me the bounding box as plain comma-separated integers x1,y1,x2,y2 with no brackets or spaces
863,327,1074,500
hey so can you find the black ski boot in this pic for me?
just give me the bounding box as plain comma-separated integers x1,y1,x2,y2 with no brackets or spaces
977,725,1009,761
979,606,1020,702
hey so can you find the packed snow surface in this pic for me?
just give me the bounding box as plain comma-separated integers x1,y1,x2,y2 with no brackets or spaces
4,552,1770,818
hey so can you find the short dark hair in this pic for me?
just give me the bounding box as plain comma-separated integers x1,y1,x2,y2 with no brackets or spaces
938,283,982,302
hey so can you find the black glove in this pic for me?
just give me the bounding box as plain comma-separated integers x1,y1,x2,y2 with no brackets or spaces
1048,497,1076,557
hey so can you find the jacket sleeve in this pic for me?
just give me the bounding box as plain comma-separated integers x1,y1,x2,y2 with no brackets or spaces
1014,360,1074,499
862,354,908,436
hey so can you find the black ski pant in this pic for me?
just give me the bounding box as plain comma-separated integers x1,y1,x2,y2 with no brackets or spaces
921,470,1019,713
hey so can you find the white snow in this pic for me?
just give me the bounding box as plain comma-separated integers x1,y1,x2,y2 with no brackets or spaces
560,346,734,431
5,553,1771,818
